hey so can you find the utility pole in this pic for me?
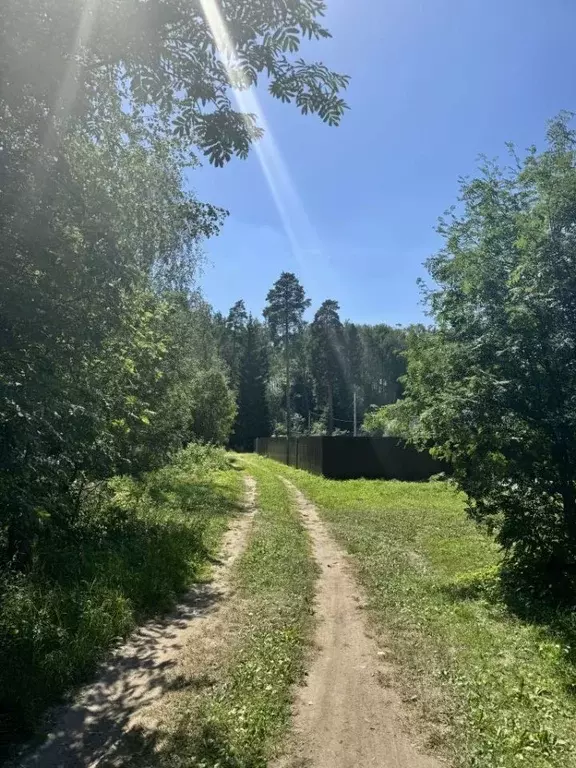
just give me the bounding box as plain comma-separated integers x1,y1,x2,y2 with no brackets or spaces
353,388,357,437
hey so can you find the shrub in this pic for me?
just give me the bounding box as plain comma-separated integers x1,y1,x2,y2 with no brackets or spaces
0,445,237,744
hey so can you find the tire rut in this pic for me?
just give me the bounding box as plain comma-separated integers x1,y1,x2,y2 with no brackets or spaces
277,478,443,768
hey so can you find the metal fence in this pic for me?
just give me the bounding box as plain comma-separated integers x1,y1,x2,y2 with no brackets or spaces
254,436,446,480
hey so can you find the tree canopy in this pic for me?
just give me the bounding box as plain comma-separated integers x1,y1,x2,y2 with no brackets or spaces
3,0,349,165
220,276,408,443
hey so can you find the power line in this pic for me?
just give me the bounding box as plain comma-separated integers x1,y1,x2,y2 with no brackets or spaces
307,408,354,424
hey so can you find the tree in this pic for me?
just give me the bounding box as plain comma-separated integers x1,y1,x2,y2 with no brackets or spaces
0,101,231,568
263,273,310,441
222,300,249,389
3,0,349,166
344,322,363,387
189,369,237,445
309,300,346,434
232,317,271,450
359,325,406,407
396,114,576,598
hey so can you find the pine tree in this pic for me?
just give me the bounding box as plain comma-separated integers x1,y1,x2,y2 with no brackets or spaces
263,273,310,440
232,317,271,450
222,300,248,389
310,300,347,435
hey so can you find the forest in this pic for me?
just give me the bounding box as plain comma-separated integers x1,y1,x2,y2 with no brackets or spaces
216,274,409,449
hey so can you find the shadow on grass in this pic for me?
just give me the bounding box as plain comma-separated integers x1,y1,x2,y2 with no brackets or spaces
441,567,576,696
98,717,264,768
0,471,242,762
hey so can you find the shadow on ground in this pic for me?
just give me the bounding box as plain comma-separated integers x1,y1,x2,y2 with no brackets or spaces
1,471,243,766
97,720,254,768
441,568,576,698
11,584,225,768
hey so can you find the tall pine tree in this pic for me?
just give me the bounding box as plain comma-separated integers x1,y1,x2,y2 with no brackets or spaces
232,317,271,450
263,273,310,440
310,300,347,434
222,300,248,389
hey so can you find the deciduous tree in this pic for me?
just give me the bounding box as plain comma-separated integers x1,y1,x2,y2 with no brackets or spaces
395,114,576,597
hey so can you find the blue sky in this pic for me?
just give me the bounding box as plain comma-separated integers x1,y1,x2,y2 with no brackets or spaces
191,0,576,326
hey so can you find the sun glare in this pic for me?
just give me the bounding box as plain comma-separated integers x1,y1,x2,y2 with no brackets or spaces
198,0,332,286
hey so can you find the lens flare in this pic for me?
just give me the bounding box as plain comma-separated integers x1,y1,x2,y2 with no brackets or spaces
198,0,335,292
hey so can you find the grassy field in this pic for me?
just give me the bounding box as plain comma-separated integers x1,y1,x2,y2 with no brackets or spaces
261,457,576,768
10,448,576,768
121,453,316,767
0,445,242,749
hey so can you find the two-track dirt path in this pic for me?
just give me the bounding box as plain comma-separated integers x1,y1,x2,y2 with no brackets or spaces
14,476,257,768
277,479,442,768
13,471,444,768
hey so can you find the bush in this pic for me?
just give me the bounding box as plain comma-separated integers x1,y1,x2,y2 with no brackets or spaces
0,445,237,746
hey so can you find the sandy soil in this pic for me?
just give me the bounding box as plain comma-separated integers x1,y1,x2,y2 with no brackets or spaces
13,476,257,768
276,479,443,768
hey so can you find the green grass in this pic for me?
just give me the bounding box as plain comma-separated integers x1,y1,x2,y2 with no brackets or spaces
123,453,316,767
264,458,576,768
192,455,316,765
0,444,241,749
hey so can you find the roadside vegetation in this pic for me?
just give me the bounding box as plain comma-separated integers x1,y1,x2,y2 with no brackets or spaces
370,115,576,605
118,455,316,768
270,460,576,768
0,446,241,748
1,0,346,753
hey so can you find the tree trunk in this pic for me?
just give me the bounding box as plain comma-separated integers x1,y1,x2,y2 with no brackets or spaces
285,316,290,462
327,380,334,435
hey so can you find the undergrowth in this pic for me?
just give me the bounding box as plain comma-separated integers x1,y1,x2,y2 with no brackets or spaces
269,459,576,768
0,444,240,750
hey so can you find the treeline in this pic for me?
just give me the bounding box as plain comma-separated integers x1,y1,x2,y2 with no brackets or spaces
212,272,409,449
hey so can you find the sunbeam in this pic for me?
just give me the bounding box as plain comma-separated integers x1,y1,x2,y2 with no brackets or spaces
198,0,336,290
47,0,98,144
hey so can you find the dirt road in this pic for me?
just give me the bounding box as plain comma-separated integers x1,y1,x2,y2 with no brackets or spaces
14,477,257,768
277,479,442,768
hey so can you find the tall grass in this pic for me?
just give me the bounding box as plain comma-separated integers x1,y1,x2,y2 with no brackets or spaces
0,444,241,749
